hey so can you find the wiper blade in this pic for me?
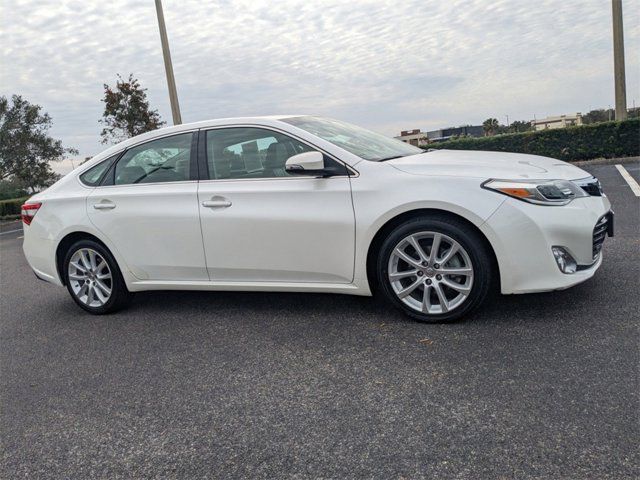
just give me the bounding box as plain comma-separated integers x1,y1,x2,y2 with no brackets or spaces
378,155,404,162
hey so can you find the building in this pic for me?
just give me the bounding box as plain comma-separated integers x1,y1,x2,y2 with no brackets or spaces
396,125,483,145
395,129,428,147
531,113,583,131
426,125,484,142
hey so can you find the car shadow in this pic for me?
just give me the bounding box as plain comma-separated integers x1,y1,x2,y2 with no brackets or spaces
104,272,605,329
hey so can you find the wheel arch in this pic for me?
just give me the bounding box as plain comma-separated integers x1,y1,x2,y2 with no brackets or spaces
364,208,500,294
55,231,115,286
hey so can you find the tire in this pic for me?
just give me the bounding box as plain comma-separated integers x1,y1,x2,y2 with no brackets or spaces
377,215,494,323
63,239,132,314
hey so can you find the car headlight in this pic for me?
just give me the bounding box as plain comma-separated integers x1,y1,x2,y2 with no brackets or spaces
482,179,588,206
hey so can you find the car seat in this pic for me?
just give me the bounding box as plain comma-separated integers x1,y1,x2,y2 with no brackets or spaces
264,142,295,177
116,166,146,184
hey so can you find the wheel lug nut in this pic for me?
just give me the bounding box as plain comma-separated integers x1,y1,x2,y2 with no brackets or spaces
426,279,432,285
417,271,423,276
421,261,428,267
434,263,440,269
436,274,442,280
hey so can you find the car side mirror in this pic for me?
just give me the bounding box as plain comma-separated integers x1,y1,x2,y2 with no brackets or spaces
285,152,326,176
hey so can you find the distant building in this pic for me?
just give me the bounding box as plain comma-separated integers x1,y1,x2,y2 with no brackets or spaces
531,113,583,131
396,125,483,145
395,129,428,147
426,125,483,142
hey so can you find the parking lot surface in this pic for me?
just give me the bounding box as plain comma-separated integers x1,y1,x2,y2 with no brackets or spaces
1,163,638,479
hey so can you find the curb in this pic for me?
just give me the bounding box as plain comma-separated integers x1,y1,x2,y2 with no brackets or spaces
573,156,639,166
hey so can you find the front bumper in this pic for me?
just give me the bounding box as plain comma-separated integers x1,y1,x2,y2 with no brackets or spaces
481,195,612,294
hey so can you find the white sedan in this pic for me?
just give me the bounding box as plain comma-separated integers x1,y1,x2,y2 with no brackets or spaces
22,116,613,322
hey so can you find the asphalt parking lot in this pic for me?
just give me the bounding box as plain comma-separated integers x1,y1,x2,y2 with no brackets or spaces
1,162,638,479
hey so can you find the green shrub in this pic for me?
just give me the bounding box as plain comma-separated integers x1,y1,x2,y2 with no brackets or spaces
421,118,640,161
0,196,30,218
0,180,29,201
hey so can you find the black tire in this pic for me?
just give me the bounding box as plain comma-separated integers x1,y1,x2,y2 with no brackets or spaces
63,239,132,314
377,215,494,323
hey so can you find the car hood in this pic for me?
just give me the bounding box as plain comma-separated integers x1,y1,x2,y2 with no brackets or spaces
388,150,590,181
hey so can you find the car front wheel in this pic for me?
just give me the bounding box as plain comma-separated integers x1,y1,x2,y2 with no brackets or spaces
63,239,131,314
377,216,494,323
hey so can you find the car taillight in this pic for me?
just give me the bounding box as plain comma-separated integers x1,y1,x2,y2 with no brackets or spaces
21,202,42,225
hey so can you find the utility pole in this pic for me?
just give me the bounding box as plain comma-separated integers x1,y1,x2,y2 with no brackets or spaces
612,0,627,121
155,0,182,125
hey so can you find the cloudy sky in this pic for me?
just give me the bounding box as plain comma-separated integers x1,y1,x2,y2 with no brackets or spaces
2,0,639,173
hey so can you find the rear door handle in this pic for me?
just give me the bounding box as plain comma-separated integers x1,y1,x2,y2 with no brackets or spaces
93,202,116,210
202,198,232,208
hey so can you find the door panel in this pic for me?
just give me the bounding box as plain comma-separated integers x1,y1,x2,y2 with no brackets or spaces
198,177,355,283
88,182,208,281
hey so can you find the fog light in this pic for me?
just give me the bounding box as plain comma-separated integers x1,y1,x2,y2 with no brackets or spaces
552,247,577,274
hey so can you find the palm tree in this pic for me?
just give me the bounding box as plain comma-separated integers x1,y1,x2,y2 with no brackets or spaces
483,118,499,136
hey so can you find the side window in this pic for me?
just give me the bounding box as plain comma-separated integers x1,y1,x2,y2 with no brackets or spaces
79,154,117,186
114,133,192,185
205,128,315,180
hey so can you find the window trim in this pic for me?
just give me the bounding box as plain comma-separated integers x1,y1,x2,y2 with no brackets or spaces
197,124,357,182
101,130,197,187
77,152,124,188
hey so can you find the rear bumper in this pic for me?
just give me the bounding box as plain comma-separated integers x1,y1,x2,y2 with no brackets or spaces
22,225,63,287
481,195,612,294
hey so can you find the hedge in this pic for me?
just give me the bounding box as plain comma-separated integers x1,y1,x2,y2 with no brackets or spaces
0,196,30,218
421,118,640,161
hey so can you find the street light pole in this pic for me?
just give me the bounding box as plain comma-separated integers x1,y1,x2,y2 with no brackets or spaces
612,0,627,121
155,0,182,125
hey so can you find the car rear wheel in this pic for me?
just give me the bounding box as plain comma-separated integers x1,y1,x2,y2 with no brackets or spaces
377,216,494,323
63,239,131,314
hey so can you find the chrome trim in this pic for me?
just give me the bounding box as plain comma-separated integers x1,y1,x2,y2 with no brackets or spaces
91,180,198,189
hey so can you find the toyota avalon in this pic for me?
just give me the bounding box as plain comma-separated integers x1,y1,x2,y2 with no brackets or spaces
21,116,613,322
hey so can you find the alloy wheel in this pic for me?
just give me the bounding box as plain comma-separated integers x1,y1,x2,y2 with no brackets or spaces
388,231,474,314
68,248,113,308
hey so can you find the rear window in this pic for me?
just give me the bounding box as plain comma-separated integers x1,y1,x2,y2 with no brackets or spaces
79,155,117,186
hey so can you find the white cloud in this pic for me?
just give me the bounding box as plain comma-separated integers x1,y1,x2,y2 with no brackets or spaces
2,0,639,174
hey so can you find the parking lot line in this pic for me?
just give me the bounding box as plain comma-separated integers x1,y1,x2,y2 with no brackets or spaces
0,229,23,236
615,164,640,197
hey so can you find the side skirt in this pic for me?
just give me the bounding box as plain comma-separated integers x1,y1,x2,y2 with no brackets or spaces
126,280,371,296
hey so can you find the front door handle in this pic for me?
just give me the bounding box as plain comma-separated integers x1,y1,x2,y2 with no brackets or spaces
93,202,116,210
202,198,232,208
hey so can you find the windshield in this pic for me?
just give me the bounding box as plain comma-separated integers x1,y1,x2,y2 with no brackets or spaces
282,116,424,161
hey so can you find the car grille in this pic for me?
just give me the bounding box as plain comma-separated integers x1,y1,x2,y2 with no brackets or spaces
575,177,602,196
592,215,609,259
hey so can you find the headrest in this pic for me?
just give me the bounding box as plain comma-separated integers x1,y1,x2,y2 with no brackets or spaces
264,143,290,168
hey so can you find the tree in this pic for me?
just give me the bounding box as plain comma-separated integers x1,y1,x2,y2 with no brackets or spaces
583,109,615,124
0,178,29,200
510,120,533,133
482,118,499,136
99,74,165,144
0,95,76,191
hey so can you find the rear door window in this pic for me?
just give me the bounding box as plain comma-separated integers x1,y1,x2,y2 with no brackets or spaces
114,133,193,185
